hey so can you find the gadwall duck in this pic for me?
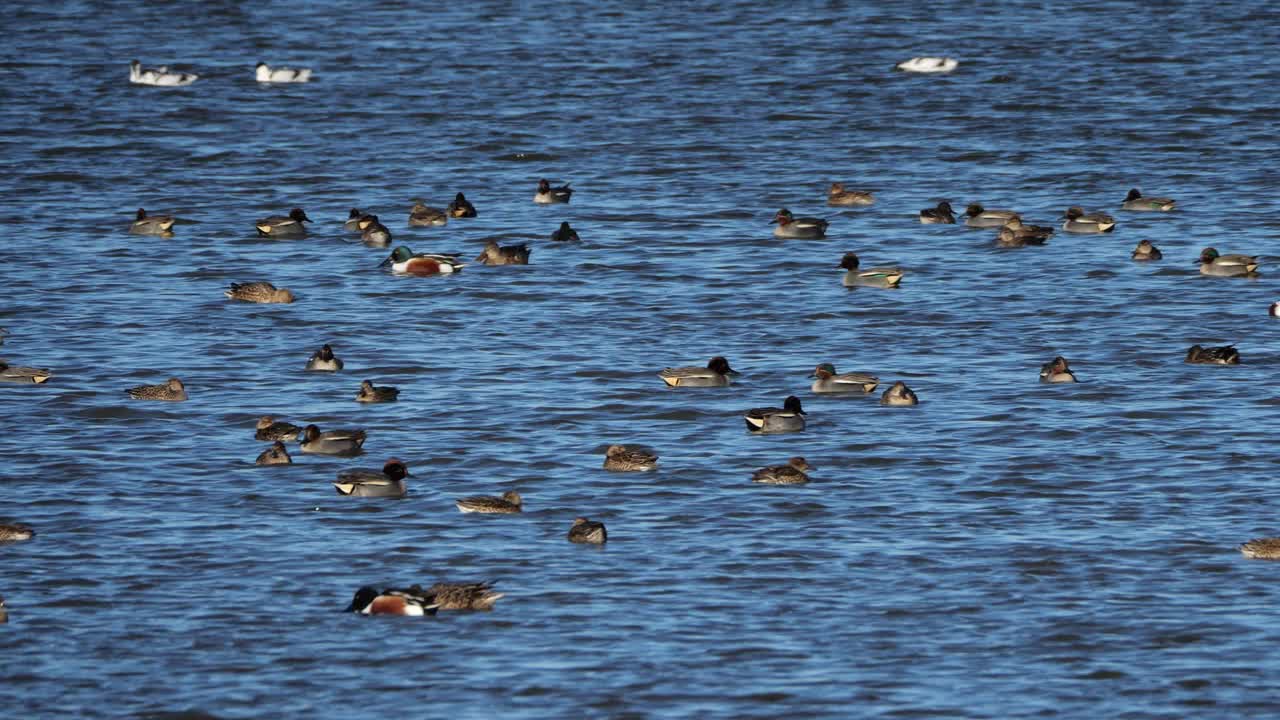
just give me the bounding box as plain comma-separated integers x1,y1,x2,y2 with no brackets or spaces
224,281,295,304
550,221,580,242
305,344,343,372
744,396,806,433
345,586,439,616
1185,344,1239,365
355,379,399,403
1198,247,1258,277
1121,188,1175,212
752,457,813,485
126,377,187,401
255,416,302,442
255,62,311,83
1039,357,1077,383
809,363,879,393
334,459,410,497
827,182,874,206
255,441,292,465
658,356,740,387
963,203,1020,228
129,60,198,86
447,192,477,218
255,208,311,237
475,240,531,265
880,381,919,406
300,424,366,456
380,246,465,275
130,208,175,236
1131,240,1163,261
603,444,658,472
839,252,902,288
408,200,447,227
455,491,522,514
534,179,573,204
919,201,955,224
1062,206,1115,234
771,208,828,239
1239,538,1280,559
568,517,607,544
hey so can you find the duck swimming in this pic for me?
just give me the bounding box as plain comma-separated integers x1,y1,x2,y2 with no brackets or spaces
447,192,477,218
1185,344,1240,365
126,377,187,401
1121,188,1176,212
455,491,522,514
919,201,956,224
475,240,531,265
255,208,311,237
744,396,806,433
404,581,504,610
1131,240,1163,261
550,221,580,242
305,344,343,372
255,441,292,465
568,517,607,544
130,208,176,236
408,200,447,227
334,459,410,497
827,182,874,206
809,363,879,393
344,586,439,616
1198,247,1258,277
129,60,198,86
224,281,295,304
381,246,465,275
255,62,312,83
255,416,302,442
1039,357,1077,383
300,424,366,456
359,215,392,246
658,356,739,387
534,179,573,204
879,381,919,406
603,444,658,472
355,379,399,403
963,203,1020,228
839,252,903,288
344,208,371,232
1062,206,1116,233
0,360,53,384
771,208,828,239
752,457,813,485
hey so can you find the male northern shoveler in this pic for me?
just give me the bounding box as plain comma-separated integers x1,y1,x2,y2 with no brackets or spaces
345,586,439,616
380,246,465,275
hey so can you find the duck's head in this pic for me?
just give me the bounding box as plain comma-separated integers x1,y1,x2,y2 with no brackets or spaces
605,444,630,458
572,517,591,527
810,363,837,379
256,415,275,429
771,208,794,225
1049,356,1071,373
136,208,148,220
789,456,813,472
1063,206,1085,220
538,179,550,193
782,395,805,415
289,208,312,223
839,252,860,270
1198,247,1220,264
360,380,374,392
318,344,335,360
348,208,363,219
1125,188,1143,201
273,288,296,303
829,182,845,194
303,424,321,442
707,356,739,376
383,458,410,480
381,246,416,266
964,203,985,217
166,378,184,392
454,192,467,203
501,491,522,506
345,586,379,613
936,201,954,214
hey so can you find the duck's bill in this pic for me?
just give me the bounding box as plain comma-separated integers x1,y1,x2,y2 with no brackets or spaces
727,369,742,375
378,256,393,267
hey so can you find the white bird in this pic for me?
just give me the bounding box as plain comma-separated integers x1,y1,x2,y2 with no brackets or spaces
255,62,312,83
895,57,958,74
129,60,198,87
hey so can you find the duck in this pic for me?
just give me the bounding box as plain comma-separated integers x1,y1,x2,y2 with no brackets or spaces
255,416,302,442
1039,356,1077,383
0,360,53,384
771,208,828,239
1121,188,1176,212
995,225,1049,248
658,356,739,387
380,246,465,275
0,595,6,623
126,377,187,401
358,215,392,246
475,240,531,265
1000,217,1054,242
130,208,175,236
0,522,35,542
827,182,874,206
568,517,607,544
963,203,1020,228
129,60,197,86
895,57,958,73
305,344,343,372
744,396,806,433
1271,302,1280,317
880,381,919,406
224,281,295,304
408,200,447,227
404,581,504,610
1185,344,1240,365
355,379,399,403
344,586,439,616
334,459,410,497
255,441,292,466
534,179,573,204
1131,240,1163,261
447,192,477,218
1239,538,1280,560
752,457,813,485
1062,206,1116,233
1198,247,1258,277
455,491,522,514
839,252,903,288
550,221,580,242
255,62,312,83
255,208,311,237
809,363,879,393
919,201,956,224
344,208,371,232
300,424,366,456
603,444,658,472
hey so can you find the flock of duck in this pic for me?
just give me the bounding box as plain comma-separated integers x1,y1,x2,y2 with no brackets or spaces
3,81,1279,618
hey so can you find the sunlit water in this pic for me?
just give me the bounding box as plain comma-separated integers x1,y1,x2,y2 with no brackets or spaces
3,2,1280,717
